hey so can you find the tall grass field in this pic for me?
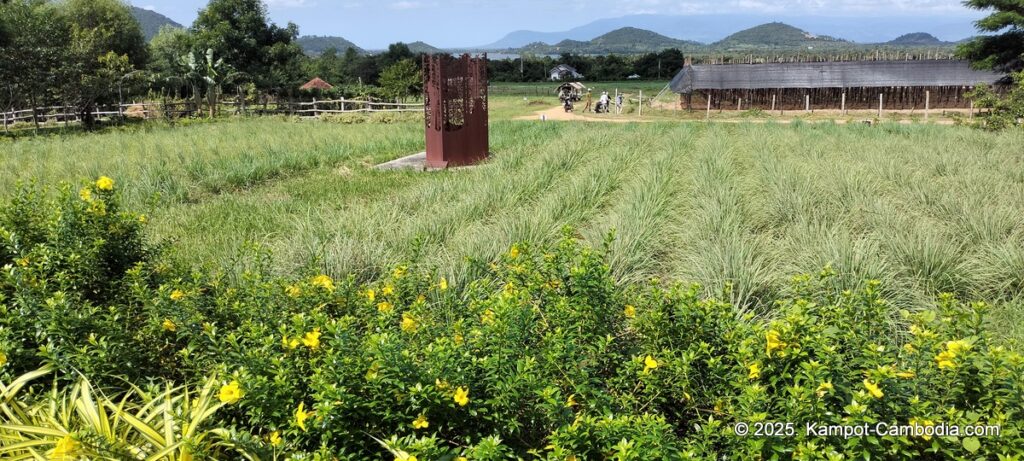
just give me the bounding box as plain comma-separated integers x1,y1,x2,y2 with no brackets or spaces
2,115,1024,459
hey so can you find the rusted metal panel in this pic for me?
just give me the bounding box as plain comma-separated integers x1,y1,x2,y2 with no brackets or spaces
423,53,489,168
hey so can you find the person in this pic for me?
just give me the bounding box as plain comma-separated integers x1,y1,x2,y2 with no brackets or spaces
599,92,610,113
582,91,592,113
616,94,624,114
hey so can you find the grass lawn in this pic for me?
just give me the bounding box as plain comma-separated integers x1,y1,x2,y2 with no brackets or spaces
2,110,1023,342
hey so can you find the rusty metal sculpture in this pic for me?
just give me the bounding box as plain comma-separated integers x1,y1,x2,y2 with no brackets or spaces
423,53,489,168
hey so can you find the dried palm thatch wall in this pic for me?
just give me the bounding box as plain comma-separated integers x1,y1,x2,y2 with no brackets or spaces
671,60,1007,111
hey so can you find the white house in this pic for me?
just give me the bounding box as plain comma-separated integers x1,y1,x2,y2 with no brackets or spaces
549,64,584,81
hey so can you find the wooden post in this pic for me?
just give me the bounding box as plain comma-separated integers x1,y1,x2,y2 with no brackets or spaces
805,94,810,113
2,109,7,134
925,90,930,121
706,92,712,121
771,94,776,112
312,98,318,117
841,92,846,115
969,100,974,120
878,93,883,117
737,98,742,111
638,90,643,117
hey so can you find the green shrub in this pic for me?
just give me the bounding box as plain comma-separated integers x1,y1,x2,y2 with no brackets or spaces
1,182,1022,459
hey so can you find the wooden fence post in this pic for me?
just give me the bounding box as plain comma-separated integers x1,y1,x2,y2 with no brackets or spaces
969,100,974,120
878,93,883,118
2,110,7,134
805,94,810,113
638,90,643,117
312,98,318,117
706,92,711,121
841,92,846,115
771,94,776,112
925,90,930,121
737,98,742,111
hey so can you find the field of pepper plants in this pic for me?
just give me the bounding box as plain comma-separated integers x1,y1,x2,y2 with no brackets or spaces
1,116,1024,459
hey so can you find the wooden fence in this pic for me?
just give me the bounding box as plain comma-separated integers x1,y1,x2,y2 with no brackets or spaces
1,98,424,130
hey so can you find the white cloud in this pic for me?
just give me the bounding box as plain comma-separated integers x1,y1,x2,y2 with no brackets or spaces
140,5,158,11
389,1,435,10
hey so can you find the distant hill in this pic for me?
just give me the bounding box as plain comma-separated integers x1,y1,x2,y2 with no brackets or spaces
407,41,443,54
519,27,701,54
886,32,949,46
129,6,182,41
713,22,846,49
479,14,981,50
297,36,365,56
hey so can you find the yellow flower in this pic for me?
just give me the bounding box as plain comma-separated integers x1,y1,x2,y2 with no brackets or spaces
311,275,335,292
416,294,426,304
481,309,495,325
401,313,418,333
282,335,300,350
454,386,470,406
219,380,244,404
138,214,148,224
903,343,915,354
95,176,115,191
863,379,884,399
935,350,956,369
393,266,407,278
268,431,282,447
52,435,79,460
748,363,761,380
382,283,395,296
946,339,971,355
623,305,636,318
377,301,394,314
365,289,376,302
170,289,185,301
394,454,417,461
294,402,313,431
766,330,785,357
302,328,321,350
643,355,659,373
15,257,29,267
412,414,429,429
910,418,935,440
162,319,177,332
509,245,520,259
439,277,448,291
896,371,916,379
0,351,7,368
456,457,468,461
565,394,578,407
454,333,464,345
79,187,93,202
285,285,302,298
815,381,834,398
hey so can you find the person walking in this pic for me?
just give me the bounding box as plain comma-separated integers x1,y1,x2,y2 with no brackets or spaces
582,90,593,113
616,93,624,114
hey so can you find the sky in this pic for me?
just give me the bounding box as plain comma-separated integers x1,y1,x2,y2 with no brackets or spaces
131,0,983,49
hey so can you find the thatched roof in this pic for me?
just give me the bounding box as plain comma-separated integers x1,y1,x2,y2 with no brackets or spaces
300,77,334,91
671,60,1005,93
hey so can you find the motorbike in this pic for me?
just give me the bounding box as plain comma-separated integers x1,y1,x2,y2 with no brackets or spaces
594,100,608,113
563,98,574,113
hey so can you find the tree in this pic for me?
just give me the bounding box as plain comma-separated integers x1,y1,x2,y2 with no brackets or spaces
957,0,1024,71
0,0,68,130
378,59,422,102
191,0,305,91
58,0,148,127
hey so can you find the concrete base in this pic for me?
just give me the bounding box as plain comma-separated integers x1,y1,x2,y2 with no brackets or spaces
374,151,488,171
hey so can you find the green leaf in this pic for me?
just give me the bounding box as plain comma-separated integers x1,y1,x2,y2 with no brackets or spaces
962,436,981,453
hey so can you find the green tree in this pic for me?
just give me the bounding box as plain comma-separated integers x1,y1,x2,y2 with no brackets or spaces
191,0,304,92
0,0,68,129
957,0,1024,71
378,58,422,102
58,0,148,127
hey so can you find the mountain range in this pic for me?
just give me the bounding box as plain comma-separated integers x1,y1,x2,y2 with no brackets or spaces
128,7,968,57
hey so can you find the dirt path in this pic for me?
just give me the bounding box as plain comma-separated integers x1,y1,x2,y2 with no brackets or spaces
516,105,957,125
514,106,651,123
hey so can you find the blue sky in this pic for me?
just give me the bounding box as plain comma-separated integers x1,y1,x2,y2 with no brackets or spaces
131,0,983,49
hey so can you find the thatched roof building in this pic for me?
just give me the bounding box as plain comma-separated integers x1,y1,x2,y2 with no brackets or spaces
300,77,334,91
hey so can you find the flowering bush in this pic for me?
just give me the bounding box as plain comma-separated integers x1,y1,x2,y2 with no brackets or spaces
2,181,1023,459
